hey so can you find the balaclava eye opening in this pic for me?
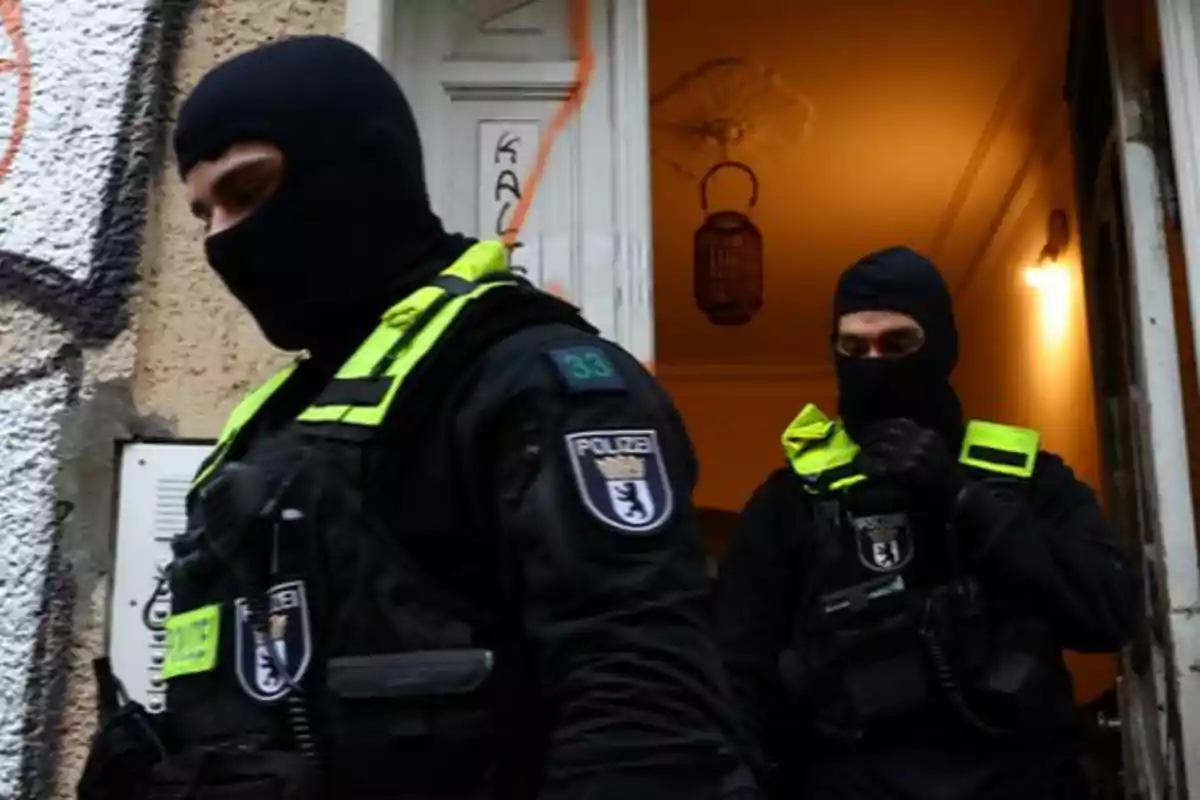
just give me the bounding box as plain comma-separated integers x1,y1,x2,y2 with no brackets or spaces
831,246,964,446
173,35,473,360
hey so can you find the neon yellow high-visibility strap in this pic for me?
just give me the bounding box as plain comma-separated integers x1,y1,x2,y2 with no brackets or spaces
829,472,867,491
958,419,1040,478
781,403,861,481
781,403,837,463
220,363,298,440
295,283,510,426
193,362,300,487
296,240,515,427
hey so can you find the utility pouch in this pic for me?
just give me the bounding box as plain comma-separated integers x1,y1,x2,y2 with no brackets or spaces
820,574,929,723
324,648,497,793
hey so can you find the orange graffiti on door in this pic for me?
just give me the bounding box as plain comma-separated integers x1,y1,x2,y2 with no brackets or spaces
501,0,595,299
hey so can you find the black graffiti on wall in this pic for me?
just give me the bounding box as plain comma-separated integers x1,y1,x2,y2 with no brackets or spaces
492,128,529,276
0,1,201,797
0,0,199,357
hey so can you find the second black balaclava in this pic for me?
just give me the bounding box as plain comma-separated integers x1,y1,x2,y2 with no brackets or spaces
173,35,472,359
832,246,965,446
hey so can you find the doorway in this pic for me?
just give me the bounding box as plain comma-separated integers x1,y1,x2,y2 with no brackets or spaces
364,1,1199,792
646,0,1116,775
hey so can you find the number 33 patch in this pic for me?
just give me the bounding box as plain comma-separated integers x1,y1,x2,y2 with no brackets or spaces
564,429,675,534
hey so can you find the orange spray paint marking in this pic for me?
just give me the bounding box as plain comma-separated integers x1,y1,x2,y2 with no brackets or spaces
0,0,31,186
502,0,595,250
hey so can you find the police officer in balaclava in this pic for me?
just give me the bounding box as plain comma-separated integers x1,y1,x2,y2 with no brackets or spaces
78,36,758,800
714,246,1138,799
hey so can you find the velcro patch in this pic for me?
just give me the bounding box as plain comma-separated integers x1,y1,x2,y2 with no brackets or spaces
547,346,626,393
564,429,674,534
162,603,221,680
234,580,313,703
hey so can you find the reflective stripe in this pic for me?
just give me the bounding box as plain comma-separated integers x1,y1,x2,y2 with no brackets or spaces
192,362,299,487
958,419,1040,478
783,406,1040,490
296,242,514,426
162,603,221,679
782,403,860,479
829,472,868,491
194,240,514,486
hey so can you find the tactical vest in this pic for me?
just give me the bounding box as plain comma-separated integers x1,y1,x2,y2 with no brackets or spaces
158,241,555,798
191,241,525,489
776,403,1044,741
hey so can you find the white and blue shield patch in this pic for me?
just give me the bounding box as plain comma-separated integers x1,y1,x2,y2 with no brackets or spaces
850,512,914,573
565,429,674,534
234,580,312,703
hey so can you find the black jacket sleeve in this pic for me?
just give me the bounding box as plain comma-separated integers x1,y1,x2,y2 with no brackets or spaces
457,325,756,800
955,451,1141,653
712,471,796,760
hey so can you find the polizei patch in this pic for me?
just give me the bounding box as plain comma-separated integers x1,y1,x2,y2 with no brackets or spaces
565,429,674,534
234,580,313,702
850,512,914,573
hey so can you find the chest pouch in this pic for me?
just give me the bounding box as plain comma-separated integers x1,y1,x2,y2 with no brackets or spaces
783,481,931,737
819,572,928,727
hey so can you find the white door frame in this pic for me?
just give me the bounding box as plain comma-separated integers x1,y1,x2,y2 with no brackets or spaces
1110,1,1200,797
343,0,655,363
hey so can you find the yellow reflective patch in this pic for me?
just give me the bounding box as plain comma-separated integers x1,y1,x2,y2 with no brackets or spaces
829,473,868,491
193,362,299,487
959,420,1040,478
162,604,221,680
781,404,863,489
296,275,514,428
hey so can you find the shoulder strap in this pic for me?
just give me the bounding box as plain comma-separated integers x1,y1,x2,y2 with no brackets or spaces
298,241,592,440
958,419,1040,478
192,361,300,487
781,404,867,493
296,241,518,429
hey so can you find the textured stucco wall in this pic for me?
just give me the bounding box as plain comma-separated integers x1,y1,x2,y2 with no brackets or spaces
132,1,344,436
0,0,344,797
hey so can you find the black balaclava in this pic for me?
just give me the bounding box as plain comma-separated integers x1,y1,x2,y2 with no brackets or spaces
832,246,965,447
173,35,472,361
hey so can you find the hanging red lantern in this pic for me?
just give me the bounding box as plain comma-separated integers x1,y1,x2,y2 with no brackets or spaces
693,161,763,326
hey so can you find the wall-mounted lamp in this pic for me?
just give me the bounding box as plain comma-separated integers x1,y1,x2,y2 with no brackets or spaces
1023,209,1071,284
1023,208,1072,344
1040,208,1071,262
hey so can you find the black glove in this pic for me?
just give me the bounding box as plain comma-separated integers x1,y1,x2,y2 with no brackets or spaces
856,418,966,511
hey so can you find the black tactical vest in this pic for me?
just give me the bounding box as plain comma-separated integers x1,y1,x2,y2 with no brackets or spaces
158,242,583,798
774,404,1065,743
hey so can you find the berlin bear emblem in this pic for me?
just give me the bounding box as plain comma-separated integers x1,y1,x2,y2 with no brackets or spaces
564,429,675,534
849,511,914,573
234,580,312,702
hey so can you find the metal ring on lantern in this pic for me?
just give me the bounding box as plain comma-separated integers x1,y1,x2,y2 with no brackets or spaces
699,160,759,212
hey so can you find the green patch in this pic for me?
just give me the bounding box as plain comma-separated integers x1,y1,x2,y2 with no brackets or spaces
162,603,221,680
548,346,626,393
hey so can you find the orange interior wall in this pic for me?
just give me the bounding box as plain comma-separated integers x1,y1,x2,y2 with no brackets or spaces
954,118,1111,704
649,3,1113,705
659,371,836,514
